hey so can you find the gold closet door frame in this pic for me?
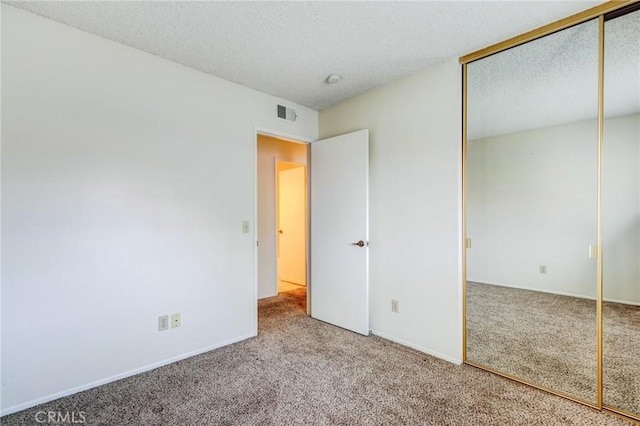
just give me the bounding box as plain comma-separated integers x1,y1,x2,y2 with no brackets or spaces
459,0,639,422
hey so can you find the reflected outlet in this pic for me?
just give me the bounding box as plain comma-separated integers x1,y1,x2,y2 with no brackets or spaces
391,299,399,313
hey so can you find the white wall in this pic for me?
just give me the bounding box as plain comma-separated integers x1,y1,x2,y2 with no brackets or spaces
467,114,639,304
257,135,307,298
1,5,318,414
467,118,598,298
319,59,463,363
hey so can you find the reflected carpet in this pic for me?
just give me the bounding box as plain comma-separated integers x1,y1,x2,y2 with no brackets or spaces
467,281,639,416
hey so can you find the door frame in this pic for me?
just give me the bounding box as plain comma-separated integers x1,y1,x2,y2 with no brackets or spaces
275,159,307,289
254,127,312,333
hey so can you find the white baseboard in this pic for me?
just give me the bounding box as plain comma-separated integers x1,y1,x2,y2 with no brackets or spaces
467,279,640,306
1,333,256,417
370,329,462,365
605,297,640,306
258,292,277,300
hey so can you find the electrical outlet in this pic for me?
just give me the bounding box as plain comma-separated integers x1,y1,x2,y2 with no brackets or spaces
158,315,169,331
539,265,547,274
391,299,399,313
171,313,181,328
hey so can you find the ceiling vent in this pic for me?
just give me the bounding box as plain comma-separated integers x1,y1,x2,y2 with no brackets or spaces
277,104,297,122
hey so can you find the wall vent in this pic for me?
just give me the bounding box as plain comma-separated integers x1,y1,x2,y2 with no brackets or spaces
277,104,297,122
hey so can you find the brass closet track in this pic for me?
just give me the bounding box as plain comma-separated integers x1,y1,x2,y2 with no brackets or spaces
459,0,638,65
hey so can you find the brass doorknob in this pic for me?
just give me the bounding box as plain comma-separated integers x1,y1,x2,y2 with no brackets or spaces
351,240,365,247
278,230,283,234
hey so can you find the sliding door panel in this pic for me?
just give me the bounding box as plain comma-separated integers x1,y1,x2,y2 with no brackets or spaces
602,8,640,418
465,19,599,404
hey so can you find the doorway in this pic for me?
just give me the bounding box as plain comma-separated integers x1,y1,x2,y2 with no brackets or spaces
256,133,308,312
276,161,307,293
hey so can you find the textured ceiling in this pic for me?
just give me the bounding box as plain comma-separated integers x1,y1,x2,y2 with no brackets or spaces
3,0,609,111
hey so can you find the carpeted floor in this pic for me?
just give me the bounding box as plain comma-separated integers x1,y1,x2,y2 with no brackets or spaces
2,287,635,425
466,281,639,417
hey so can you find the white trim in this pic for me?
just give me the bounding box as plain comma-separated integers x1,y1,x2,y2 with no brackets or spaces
255,127,313,144
370,329,463,365
605,297,640,306
468,279,640,306
0,334,255,417
253,130,259,336
258,292,278,300
306,146,312,316
456,61,464,362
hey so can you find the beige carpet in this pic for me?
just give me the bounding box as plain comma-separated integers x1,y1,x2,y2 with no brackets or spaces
2,287,633,425
467,281,639,417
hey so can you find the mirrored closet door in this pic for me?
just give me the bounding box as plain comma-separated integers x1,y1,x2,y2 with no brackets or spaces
602,7,640,419
465,18,600,405
463,1,640,421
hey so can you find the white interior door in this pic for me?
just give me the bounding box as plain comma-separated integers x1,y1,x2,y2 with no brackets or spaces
278,165,307,285
311,129,369,335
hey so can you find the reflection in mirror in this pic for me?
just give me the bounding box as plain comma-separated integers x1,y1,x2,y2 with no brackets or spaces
466,19,599,403
602,8,640,418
